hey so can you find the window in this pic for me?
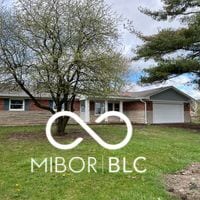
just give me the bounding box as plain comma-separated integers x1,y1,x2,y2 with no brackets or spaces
9,99,24,111
114,103,120,111
108,103,113,111
108,102,120,111
95,102,105,115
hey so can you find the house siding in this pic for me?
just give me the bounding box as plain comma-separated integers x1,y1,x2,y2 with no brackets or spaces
123,101,145,124
0,99,4,110
29,100,50,111
0,95,192,125
150,89,190,101
0,111,51,125
0,98,51,125
0,98,81,125
73,101,80,111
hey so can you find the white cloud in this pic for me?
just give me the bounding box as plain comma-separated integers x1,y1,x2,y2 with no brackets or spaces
106,0,182,52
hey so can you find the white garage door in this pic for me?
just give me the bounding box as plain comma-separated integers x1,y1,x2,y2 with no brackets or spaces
153,102,184,124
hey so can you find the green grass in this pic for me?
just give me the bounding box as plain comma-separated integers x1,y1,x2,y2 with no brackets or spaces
0,125,199,200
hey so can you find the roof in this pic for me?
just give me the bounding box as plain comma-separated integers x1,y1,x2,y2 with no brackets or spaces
0,86,194,101
120,86,194,100
0,90,51,99
121,86,195,101
122,87,172,98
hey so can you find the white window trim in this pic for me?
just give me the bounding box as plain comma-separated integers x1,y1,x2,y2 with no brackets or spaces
9,99,25,111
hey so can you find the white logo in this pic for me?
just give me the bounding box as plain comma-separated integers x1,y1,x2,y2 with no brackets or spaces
46,111,133,150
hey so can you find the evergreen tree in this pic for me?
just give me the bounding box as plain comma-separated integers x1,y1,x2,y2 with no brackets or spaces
134,0,200,88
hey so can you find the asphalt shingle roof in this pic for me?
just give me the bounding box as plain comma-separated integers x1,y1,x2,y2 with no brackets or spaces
0,86,193,100
125,86,172,98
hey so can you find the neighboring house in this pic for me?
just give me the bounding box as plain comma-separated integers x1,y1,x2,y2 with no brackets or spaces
0,86,194,125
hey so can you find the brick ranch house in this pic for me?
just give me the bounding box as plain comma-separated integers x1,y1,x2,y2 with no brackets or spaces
0,86,194,125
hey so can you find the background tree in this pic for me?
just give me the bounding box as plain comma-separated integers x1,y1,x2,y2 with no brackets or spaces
0,0,129,135
133,0,200,89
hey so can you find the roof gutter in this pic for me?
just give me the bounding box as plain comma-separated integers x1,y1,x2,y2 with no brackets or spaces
140,99,148,124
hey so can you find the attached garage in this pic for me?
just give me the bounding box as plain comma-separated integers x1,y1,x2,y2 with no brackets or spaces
153,102,184,124
149,87,193,124
126,86,194,124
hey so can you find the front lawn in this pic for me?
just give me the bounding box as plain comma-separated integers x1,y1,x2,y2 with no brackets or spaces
0,125,199,200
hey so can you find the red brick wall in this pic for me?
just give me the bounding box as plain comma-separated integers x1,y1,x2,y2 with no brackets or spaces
29,100,49,111
29,100,80,111
0,99,4,110
184,103,190,112
147,101,153,111
73,101,80,111
123,101,145,111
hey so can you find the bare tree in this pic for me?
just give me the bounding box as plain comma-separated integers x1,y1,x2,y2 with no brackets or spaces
0,0,129,135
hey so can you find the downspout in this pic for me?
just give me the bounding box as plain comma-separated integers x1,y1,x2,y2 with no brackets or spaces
140,99,147,124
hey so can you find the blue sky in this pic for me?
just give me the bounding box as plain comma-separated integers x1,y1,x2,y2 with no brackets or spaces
4,0,200,99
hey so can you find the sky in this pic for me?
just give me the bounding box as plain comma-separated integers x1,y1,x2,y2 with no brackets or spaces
106,0,200,99
4,0,200,99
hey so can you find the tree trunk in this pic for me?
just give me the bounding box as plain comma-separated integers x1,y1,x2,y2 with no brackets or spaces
56,116,70,136
55,96,76,136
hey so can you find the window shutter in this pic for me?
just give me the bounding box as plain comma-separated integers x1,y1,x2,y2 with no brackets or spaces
4,99,9,111
25,99,30,111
